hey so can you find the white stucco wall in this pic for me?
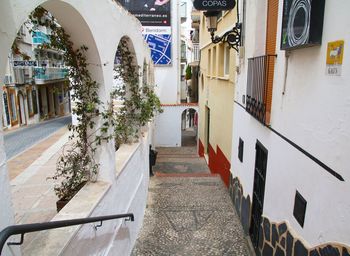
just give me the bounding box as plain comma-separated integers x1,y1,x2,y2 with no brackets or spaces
23,128,151,255
155,0,181,104
231,0,350,248
0,0,153,255
63,131,151,256
0,142,20,255
154,105,198,147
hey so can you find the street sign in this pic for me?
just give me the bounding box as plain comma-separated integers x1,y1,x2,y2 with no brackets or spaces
13,60,37,67
193,0,236,11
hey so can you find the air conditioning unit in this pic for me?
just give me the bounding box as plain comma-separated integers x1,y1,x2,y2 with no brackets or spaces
280,0,325,50
14,69,25,84
4,75,13,85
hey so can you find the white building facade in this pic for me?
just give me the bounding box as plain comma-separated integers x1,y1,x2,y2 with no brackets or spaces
154,0,199,147
2,22,71,130
229,0,350,255
0,1,154,255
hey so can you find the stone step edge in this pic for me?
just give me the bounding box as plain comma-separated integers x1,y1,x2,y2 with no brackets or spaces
154,172,220,178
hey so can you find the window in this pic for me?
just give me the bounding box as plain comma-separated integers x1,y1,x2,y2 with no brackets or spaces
32,89,38,114
27,87,34,117
212,46,217,76
293,191,307,227
238,138,244,162
208,49,211,76
224,46,231,76
218,43,225,77
3,93,10,126
9,90,17,123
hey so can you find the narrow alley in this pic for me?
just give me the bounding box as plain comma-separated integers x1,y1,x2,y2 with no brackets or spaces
132,143,251,255
1,0,350,255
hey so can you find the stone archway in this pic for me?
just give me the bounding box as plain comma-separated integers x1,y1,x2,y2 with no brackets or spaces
113,36,139,100
181,108,198,147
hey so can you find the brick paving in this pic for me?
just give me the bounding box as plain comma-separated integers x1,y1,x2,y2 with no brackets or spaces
132,146,251,256
7,127,68,180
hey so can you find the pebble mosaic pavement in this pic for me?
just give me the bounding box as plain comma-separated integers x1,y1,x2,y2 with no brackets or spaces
132,144,251,256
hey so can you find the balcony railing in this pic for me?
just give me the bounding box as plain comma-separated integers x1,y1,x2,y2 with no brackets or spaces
246,55,276,124
32,31,50,45
34,67,69,82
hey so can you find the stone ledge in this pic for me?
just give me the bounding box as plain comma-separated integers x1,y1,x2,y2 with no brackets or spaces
115,142,141,176
115,125,150,176
23,181,111,255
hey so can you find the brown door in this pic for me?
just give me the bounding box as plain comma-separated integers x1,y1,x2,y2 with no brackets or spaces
8,88,18,126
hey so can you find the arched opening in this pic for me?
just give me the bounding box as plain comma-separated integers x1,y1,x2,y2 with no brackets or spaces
181,108,198,147
112,36,140,149
113,36,139,100
0,4,106,252
0,1,155,255
17,90,26,125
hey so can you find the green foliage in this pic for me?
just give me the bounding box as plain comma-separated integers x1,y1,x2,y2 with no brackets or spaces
112,38,162,148
29,7,111,201
28,7,162,201
185,65,192,80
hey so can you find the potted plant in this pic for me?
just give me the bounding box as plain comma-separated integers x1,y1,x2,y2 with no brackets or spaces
185,65,192,80
52,143,97,212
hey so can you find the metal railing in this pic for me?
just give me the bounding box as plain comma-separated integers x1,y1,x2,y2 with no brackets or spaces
246,55,276,124
34,67,69,81
0,213,134,255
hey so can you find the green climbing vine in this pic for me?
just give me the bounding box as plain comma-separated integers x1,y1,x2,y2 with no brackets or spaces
112,38,162,148
28,7,113,201
22,7,162,202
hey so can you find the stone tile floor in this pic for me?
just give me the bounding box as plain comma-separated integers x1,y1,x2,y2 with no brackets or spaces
132,147,251,256
8,127,70,251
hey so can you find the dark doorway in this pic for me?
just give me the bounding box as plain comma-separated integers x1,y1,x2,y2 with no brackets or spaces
17,91,26,125
181,108,198,147
3,92,10,126
205,106,210,153
249,140,268,252
46,86,51,117
38,87,43,118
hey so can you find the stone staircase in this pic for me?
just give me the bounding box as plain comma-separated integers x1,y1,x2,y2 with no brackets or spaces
132,147,251,255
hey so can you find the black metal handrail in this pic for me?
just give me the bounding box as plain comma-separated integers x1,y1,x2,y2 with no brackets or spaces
0,213,134,255
246,55,276,124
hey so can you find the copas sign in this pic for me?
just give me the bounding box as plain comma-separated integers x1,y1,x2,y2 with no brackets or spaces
193,0,236,11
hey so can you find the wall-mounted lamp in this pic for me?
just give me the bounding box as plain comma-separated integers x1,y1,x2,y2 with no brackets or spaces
204,11,242,52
